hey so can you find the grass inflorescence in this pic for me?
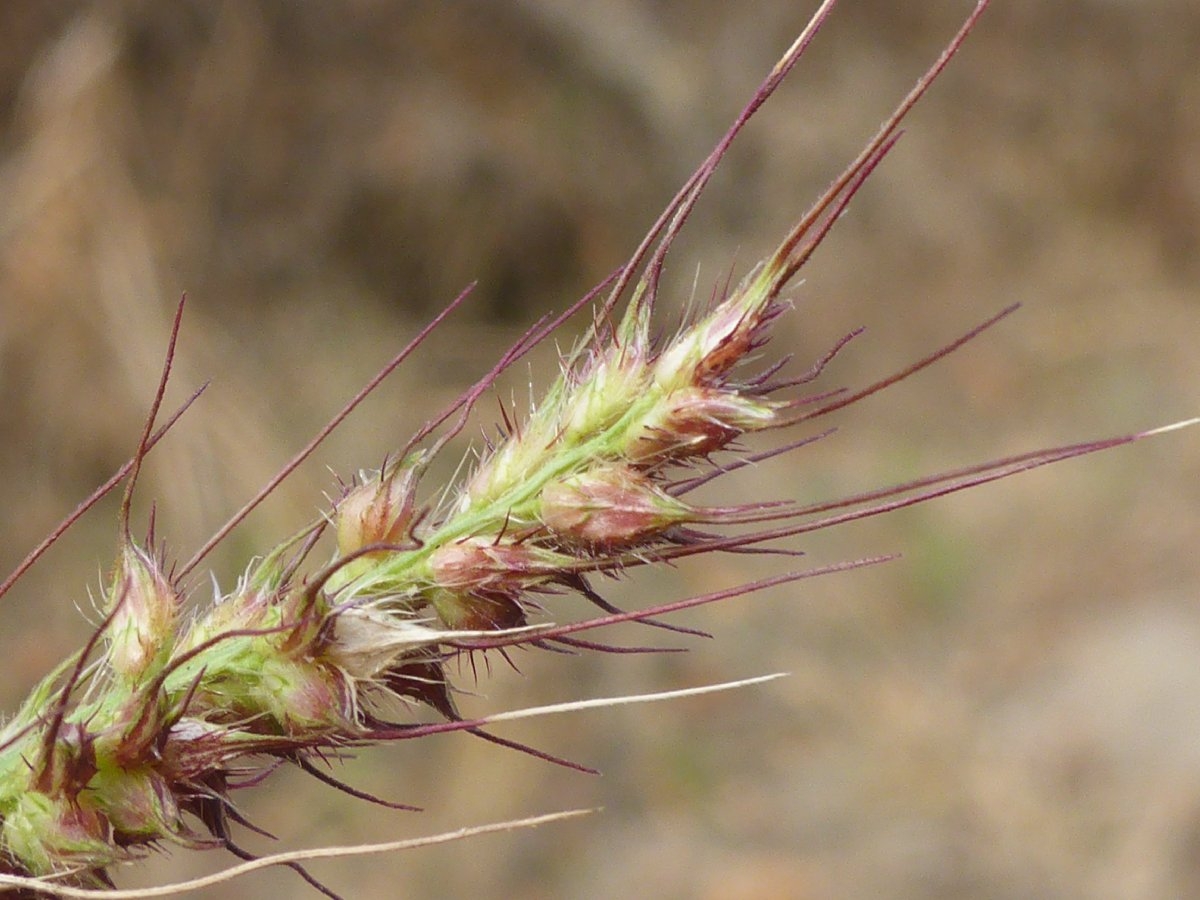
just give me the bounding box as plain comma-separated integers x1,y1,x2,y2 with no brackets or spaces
0,2,1190,896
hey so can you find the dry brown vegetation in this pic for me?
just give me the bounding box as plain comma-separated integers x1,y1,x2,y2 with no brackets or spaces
1,2,1198,897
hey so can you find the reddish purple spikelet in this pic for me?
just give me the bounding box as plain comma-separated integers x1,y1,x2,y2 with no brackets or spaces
539,465,693,547
630,386,780,463
334,456,422,558
426,539,568,630
105,540,181,679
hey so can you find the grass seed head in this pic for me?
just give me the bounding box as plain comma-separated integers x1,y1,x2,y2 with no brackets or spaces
6,3,1177,895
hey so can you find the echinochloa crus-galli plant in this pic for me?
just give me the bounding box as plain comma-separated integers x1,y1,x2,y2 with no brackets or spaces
0,1,1193,896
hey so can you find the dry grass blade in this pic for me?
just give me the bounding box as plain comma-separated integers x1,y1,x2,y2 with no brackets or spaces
0,809,594,898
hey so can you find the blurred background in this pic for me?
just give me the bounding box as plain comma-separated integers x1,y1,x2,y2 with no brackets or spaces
1,1,1198,897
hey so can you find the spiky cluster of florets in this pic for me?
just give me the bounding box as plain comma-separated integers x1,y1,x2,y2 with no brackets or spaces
331,276,792,607
0,228,806,893
4,2,1167,895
